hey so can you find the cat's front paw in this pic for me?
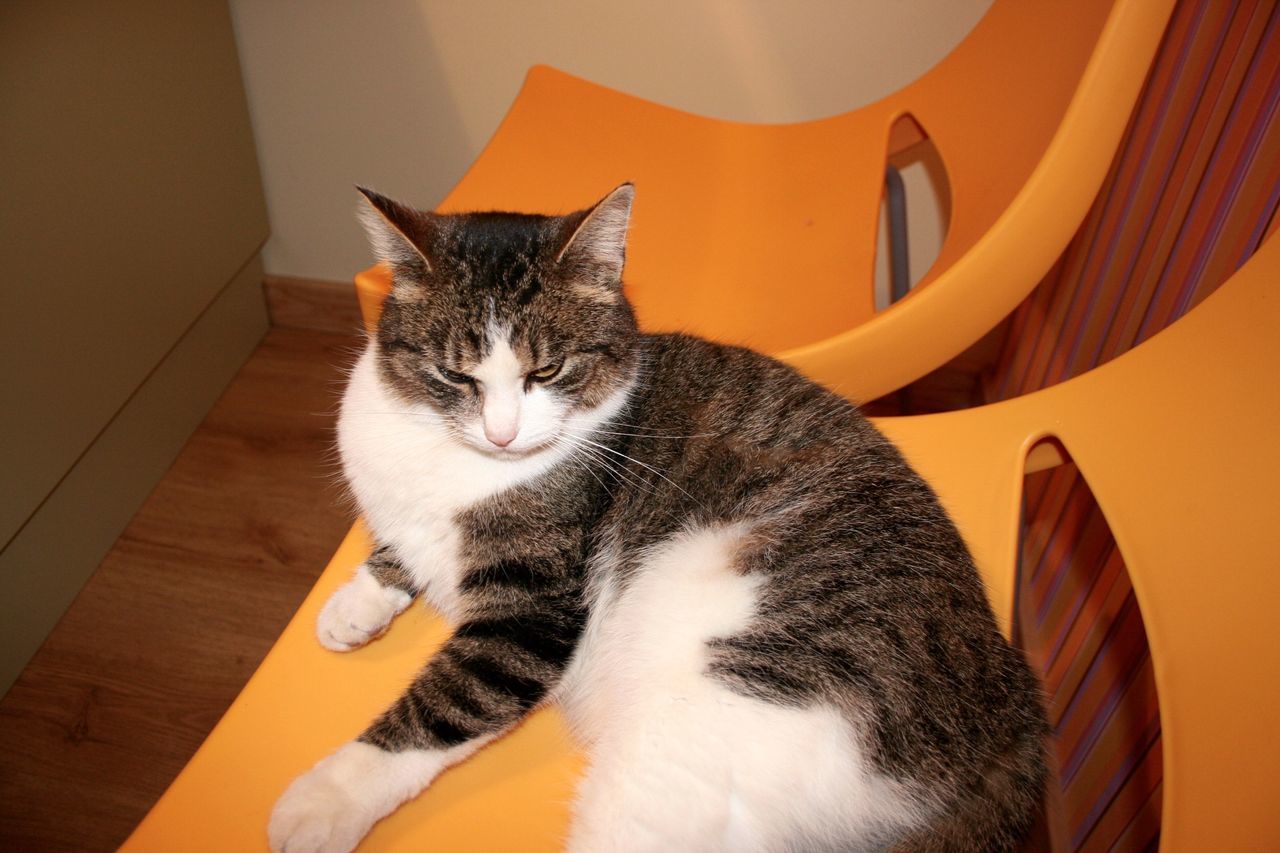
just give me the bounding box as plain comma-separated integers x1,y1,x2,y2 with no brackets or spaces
268,772,368,853
269,747,378,853
316,566,412,651
269,742,443,853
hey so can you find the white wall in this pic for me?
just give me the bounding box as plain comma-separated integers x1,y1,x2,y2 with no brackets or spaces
230,0,992,284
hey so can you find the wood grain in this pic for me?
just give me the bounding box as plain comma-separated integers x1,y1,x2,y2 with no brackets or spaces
0,327,362,851
263,275,365,335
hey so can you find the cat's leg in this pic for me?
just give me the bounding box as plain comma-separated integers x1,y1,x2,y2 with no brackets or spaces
264,739,476,853
316,545,417,651
271,586,585,852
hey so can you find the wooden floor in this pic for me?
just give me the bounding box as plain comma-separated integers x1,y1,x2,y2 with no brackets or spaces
0,326,361,851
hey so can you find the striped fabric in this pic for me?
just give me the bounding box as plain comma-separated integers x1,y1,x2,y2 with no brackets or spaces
1016,465,1164,851
989,1,1280,850
990,0,1280,399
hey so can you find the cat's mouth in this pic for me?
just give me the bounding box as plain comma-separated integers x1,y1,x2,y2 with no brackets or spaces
458,433,556,460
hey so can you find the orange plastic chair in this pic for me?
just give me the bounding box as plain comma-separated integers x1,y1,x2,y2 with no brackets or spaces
872,235,1280,850
355,0,1173,402
125,238,1280,851
130,2,1220,849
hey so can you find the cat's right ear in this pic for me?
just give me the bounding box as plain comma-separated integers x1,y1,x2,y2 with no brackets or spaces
556,183,635,285
356,186,435,282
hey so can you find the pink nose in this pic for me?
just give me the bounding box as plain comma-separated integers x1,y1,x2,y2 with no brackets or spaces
484,426,517,448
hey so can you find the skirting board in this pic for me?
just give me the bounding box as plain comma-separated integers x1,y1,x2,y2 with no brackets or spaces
0,254,270,697
263,275,364,336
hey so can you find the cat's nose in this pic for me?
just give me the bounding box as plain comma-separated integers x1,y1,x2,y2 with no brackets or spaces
481,391,520,448
484,424,518,448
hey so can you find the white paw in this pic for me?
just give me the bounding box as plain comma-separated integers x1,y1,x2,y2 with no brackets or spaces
316,565,412,652
268,742,445,853
268,761,372,853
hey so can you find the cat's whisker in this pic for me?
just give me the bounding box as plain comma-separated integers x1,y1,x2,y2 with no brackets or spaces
577,447,668,497
561,425,713,440
550,437,616,501
559,441,687,523
559,438,636,487
565,434,704,508
346,410,446,420
557,436,659,499
561,416,689,434
552,444,618,498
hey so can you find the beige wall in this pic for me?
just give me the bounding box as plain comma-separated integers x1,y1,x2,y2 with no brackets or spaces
230,0,992,284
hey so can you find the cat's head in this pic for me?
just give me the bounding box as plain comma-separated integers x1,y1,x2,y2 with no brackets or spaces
357,183,639,457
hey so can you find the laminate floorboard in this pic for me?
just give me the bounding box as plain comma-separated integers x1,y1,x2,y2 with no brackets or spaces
0,327,362,852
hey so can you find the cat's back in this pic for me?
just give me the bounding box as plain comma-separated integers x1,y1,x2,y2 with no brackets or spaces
626,332,932,522
635,332,865,440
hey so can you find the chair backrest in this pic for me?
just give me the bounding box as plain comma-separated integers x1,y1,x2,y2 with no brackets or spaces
874,233,1280,850
357,0,1176,402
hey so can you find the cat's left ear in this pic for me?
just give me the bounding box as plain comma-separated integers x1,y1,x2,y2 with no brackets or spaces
556,183,635,284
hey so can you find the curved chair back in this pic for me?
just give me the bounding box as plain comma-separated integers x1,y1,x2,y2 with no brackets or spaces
357,0,1175,402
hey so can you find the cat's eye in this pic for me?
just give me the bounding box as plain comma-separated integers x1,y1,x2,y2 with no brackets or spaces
528,362,562,383
436,366,473,385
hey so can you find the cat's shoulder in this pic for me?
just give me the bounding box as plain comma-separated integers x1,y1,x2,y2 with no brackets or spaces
638,332,848,413
639,332,799,377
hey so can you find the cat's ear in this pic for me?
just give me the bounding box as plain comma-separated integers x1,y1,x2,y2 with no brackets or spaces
555,183,635,284
355,186,435,278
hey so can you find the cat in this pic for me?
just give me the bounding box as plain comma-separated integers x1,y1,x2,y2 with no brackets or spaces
268,183,1049,852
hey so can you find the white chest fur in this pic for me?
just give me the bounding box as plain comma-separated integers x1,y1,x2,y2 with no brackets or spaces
337,343,572,620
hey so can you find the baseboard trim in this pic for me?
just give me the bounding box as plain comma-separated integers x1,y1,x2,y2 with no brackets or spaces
263,275,363,335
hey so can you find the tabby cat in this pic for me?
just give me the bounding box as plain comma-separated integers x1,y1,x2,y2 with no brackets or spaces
268,184,1048,852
